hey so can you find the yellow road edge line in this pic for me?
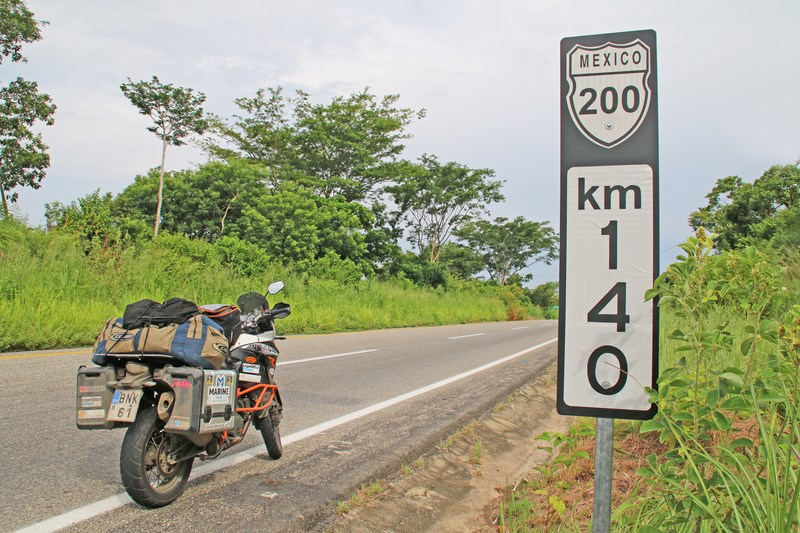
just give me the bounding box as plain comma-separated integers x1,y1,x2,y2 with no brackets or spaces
0,350,90,360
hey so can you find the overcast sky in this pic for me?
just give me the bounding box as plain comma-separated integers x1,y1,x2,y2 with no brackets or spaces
5,0,800,283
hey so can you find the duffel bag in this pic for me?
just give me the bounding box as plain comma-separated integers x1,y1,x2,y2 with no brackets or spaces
199,304,242,344
122,297,200,329
92,314,228,369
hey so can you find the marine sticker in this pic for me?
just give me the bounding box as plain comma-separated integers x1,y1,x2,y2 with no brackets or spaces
207,374,232,405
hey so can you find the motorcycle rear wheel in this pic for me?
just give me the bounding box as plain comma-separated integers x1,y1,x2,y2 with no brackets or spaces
120,407,194,507
259,409,283,459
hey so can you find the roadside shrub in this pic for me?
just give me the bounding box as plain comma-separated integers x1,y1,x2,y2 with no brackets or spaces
214,235,273,279
618,229,800,531
306,251,365,287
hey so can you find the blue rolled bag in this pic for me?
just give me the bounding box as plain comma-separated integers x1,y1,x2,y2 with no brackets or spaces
92,297,229,369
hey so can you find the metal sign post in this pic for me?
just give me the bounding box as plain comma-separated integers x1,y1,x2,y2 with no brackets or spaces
558,29,659,532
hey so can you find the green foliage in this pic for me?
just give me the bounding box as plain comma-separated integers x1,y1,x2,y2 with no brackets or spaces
617,230,800,531
0,0,43,65
387,154,504,262
306,250,364,286
206,86,425,202
689,162,800,251
213,235,273,279
120,76,207,148
0,221,519,350
527,281,558,309
0,77,56,217
112,161,387,271
44,189,123,252
456,216,558,285
437,242,484,280
383,250,450,289
120,75,207,237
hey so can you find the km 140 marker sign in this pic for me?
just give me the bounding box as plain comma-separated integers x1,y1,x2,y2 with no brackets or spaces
558,30,659,420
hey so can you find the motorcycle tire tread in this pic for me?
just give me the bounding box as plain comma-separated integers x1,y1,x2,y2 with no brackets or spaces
120,407,194,508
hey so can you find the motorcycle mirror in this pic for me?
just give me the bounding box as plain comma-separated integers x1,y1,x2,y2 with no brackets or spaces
267,281,284,295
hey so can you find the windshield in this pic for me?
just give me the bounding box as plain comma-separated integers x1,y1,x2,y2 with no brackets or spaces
237,292,268,314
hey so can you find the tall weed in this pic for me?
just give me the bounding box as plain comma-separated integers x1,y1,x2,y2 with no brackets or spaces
621,229,800,531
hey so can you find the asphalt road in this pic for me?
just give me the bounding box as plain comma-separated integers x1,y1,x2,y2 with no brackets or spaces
0,320,557,532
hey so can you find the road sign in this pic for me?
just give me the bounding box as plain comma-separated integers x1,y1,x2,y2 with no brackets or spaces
558,30,659,420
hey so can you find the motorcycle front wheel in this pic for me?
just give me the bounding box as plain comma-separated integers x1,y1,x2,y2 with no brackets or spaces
259,408,283,459
120,407,194,507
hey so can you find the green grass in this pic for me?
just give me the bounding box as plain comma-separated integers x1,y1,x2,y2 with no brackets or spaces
0,220,530,351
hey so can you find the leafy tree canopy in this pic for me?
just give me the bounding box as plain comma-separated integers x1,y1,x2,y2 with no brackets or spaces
456,216,558,285
0,77,55,217
527,280,558,309
206,87,425,201
120,76,207,236
387,154,504,262
112,160,383,273
689,163,800,250
0,0,43,65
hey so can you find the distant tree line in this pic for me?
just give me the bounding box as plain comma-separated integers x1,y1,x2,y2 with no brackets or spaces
42,81,558,299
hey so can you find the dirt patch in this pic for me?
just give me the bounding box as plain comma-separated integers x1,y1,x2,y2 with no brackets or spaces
317,368,572,532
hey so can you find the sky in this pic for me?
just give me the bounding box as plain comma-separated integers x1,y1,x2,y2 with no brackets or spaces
4,0,800,284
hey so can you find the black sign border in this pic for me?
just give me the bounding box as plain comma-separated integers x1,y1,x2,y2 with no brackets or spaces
557,29,659,421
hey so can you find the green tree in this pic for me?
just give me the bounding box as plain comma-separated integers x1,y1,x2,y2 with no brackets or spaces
0,0,43,65
387,154,504,262
207,87,425,201
0,77,55,218
689,163,800,250
120,76,207,237
164,159,271,241
438,242,483,280
0,1,55,219
456,216,558,285
44,189,120,251
527,280,559,309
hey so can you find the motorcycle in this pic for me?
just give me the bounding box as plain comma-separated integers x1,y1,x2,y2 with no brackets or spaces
76,281,291,507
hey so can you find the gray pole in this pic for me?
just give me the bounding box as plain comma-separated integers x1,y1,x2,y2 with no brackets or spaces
592,416,614,533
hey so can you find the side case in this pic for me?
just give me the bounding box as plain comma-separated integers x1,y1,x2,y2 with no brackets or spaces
163,367,237,434
76,365,120,430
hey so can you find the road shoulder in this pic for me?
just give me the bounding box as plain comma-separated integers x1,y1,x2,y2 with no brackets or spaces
318,367,572,532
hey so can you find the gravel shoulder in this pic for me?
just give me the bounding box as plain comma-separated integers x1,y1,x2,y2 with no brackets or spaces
317,366,572,532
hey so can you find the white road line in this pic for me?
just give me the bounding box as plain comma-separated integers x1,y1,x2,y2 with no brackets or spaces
447,333,486,340
15,337,557,533
278,349,378,366
512,326,530,330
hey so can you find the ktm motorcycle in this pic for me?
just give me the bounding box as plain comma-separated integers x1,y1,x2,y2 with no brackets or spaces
76,281,290,507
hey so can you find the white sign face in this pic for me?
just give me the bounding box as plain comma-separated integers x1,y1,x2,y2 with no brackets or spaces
562,164,655,413
566,39,652,148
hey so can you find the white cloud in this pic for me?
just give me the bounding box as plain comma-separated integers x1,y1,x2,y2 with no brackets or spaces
6,0,800,278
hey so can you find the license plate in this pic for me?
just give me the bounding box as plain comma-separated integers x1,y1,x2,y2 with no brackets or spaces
107,389,143,423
